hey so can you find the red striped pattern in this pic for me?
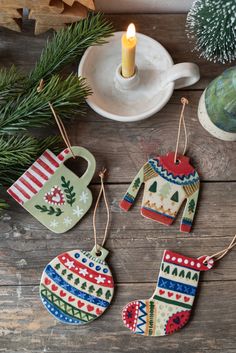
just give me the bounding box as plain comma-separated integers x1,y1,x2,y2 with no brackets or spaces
58,253,114,288
7,149,68,205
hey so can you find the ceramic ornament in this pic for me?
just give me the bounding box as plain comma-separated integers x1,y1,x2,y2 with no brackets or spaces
120,152,200,233
122,249,214,336
7,146,96,233
40,245,114,324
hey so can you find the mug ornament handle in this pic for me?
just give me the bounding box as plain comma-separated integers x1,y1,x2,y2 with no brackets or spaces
57,146,96,186
161,62,200,89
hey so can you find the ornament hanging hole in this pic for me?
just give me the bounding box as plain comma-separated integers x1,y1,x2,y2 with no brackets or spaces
96,250,102,257
175,159,180,165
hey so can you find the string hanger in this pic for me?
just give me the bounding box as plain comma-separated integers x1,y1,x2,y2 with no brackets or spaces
174,97,189,164
206,234,236,262
37,79,76,159
93,168,110,254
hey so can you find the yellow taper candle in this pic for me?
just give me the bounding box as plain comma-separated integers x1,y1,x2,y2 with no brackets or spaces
121,23,137,78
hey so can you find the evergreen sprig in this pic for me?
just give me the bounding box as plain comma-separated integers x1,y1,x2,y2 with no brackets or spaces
61,176,76,206
0,66,25,102
35,204,63,216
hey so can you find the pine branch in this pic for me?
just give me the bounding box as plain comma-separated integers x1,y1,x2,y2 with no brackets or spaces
0,74,91,132
0,135,62,186
0,66,25,101
29,13,113,86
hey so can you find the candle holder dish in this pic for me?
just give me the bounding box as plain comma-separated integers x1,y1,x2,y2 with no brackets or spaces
78,32,200,122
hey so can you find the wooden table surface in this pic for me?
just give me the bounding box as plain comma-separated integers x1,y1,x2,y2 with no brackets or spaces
0,14,236,353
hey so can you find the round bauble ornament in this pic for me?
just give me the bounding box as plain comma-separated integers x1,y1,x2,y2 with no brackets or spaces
198,66,236,141
40,246,114,324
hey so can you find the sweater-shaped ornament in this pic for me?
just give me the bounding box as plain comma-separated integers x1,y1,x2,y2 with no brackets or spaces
40,245,114,324
120,152,199,232
7,146,96,233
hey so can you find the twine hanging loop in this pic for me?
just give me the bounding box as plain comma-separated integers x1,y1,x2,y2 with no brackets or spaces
93,168,110,254
206,234,236,262
174,97,189,164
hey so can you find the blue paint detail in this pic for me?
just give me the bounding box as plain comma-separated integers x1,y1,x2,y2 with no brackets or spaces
74,253,80,259
149,159,199,186
82,258,87,263
136,301,147,334
96,266,101,271
181,218,192,226
143,206,174,219
41,296,83,325
89,262,94,268
158,276,197,296
124,194,134,204
45,265,109,308
103,268,108,274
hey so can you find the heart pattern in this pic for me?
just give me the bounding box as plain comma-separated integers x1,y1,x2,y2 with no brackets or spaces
184,296,190,302
168,292,173,297
51,284,58,291
60,290,66,297
44,277,51,286
77,300,85,308
176,294,182,300
159,289,165,295
87,304,94,312
44,186,65,206
68,296,75,302
96,308,103,315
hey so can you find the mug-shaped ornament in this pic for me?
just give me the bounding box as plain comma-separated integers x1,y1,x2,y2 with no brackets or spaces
7,146,96,233
40,245,114,324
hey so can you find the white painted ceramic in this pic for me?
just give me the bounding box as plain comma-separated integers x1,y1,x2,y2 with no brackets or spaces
78,32,200,122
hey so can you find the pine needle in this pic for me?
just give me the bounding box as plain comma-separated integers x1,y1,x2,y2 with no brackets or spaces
0,66,25,101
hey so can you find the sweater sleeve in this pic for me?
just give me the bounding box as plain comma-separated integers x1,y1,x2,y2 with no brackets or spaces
180,182,199,233
119,165,144,211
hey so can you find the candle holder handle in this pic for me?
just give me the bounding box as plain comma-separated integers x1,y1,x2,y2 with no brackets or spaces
161,63,200,89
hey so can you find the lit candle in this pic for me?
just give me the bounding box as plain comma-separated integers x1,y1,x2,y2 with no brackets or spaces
121,23,137,78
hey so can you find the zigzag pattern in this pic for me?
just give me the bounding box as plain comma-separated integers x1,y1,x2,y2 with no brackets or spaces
149,159,199,186
41,286,97,322
136,301,147,334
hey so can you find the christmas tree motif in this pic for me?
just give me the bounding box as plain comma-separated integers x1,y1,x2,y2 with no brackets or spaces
74,278,80,286
172,267,178,276
171,191,179,203
149,181,157,193
67,273,73,281
55,263,61,270
164,265,170,274
88,285,95,294
159,183,171,201
105,290,112,300
132,177,141,191
188,199,196,213
62,269,67,276
179,269,185,278
96,288,103,297
81,282,87,290
192,273,199,282
186,271,192,280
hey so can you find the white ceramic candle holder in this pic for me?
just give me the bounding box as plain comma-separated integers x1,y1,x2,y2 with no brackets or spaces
78,32,200,122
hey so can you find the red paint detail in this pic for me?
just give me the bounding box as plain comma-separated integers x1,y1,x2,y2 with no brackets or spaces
37,158,54,175
176,294,181,300
141,207,174,225
119,199,132,211
87,305,94,312
44,278,51,286
180,223,192,233
25,171,43,187
14,183,31,200
122,301,140,332
158,151,195,177
19,177,37,194
77,300,85,308
51,284,58,291
7,188,23,204
68,296,75,302
44,186,65,206
159,289,165,295
58,253,114,288
164,250,202,272
168,292,173,298
184,296,190,302
43,151,60,168
96,308,103,315
165,310,191,335
60,290,66,297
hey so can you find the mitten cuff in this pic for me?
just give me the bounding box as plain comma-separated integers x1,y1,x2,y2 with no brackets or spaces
119,194,134,211
180,218,192,233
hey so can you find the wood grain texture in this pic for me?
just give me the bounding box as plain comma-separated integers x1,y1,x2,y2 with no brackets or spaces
0,13,235,353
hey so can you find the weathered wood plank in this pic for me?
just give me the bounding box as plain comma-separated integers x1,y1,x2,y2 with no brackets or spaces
1,183,236,285
0,15,231,88
0,281,235,353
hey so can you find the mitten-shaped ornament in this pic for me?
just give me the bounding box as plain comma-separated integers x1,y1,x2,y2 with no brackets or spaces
120,152,199,232
122,249,213,336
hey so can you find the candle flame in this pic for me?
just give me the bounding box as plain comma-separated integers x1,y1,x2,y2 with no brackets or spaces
126,23,136,39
